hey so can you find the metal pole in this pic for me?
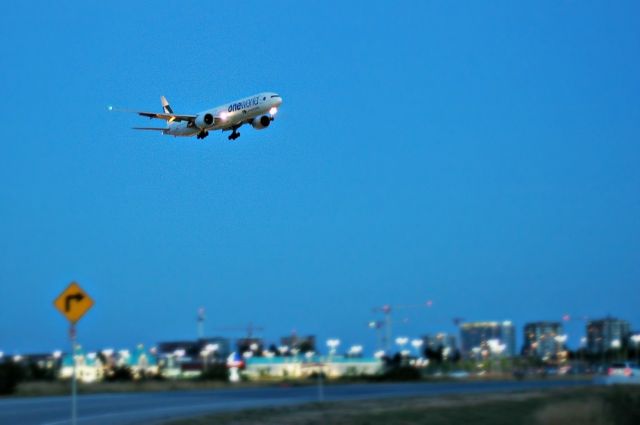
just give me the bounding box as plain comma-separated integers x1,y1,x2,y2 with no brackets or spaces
317,362,324,402
70,324,77,425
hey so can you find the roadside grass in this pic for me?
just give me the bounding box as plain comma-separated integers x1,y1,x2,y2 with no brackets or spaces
166,386,640,425
11,375,590,397
14,380,296,397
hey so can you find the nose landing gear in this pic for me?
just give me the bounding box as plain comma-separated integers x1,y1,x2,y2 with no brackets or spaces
196,131,209,140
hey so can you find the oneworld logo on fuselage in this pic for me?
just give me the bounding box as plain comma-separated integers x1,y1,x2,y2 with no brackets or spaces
227,96,261,112
130,92,283,141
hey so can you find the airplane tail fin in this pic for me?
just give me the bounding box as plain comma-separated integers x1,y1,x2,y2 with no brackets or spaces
161,96,173,114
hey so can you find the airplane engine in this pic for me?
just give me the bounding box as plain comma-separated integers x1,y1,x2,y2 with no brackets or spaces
251,115,271,130
195,113,214,129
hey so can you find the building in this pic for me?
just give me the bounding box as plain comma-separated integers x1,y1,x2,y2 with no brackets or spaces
280,334,316,353
587,317,631,355
157,337,230,378
460,321,516,358
236,338,264,356
422,333,457,359
60,347,103,383
243,355,383,380
522,322,564,361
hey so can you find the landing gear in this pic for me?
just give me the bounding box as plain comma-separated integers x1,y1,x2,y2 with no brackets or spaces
228,126,241,141
196,130,209,140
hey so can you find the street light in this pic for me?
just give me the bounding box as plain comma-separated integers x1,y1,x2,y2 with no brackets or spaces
348,345,363,357
326,339,340,356
395,337,409,349
411,339,423,356
554,334,568,363
278,345,289,356
630,335,640,364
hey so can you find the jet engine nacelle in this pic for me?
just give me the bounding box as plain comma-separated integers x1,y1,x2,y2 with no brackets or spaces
251,115,271,130
195,113,215,129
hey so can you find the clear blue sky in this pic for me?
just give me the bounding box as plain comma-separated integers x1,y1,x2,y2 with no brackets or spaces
1,1,639,354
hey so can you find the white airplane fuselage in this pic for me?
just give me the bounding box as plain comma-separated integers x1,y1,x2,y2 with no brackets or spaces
164,92,282,137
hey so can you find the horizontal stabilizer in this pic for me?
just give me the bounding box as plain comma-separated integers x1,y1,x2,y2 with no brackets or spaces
132,127,166,131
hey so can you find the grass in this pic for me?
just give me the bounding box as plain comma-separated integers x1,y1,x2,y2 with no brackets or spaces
166,386,640,425
13,379,301,397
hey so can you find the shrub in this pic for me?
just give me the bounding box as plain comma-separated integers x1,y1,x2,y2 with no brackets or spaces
0,362,25,395
378,366,422,381
200,364,229,382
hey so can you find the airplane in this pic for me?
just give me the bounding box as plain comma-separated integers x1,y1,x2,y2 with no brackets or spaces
129,92,283,141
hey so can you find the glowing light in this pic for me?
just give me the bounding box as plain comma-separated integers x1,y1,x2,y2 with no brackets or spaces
326,339,340,355
554,334,568,344
219,111,229,120
395,337,409,346
348,345,363,356
205,344,219,353
107,105,113,111
52,350,62,359
269,107,278,116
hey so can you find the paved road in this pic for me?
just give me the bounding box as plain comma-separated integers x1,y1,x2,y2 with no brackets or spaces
0,379,592,425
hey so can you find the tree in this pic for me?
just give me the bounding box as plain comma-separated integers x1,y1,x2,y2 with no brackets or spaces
0,362,25,395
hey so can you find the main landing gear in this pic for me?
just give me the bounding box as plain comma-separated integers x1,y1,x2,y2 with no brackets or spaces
228,127,241,141
196,131,209,140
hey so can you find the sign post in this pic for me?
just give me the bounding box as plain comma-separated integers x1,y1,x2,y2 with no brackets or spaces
54,282,94,425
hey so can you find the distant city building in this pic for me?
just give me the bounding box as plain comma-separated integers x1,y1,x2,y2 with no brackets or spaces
587,317,631,354
460,321,516,358
422,333,457,358
280,334,316,353
522,322,564,360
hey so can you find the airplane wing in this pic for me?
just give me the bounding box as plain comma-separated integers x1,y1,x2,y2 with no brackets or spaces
137,111,197,122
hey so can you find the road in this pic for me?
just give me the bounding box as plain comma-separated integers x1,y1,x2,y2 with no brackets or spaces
0,379,592,425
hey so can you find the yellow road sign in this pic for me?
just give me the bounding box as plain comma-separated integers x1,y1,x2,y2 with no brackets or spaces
53,282,94,324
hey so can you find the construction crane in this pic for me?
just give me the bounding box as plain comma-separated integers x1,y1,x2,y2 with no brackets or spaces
211,322,265,339
372,300,434,351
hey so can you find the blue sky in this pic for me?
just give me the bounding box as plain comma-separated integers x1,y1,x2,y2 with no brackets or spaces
1,1,639,354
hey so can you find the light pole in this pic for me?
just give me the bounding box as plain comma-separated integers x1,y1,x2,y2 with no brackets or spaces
631,335,640,364
395,337,409,352
554,334,568,364
326,339,340,357
348,345,363,358
411,339,424,357
488,339,506,374
579,337,587,366
611,339,621,362
326,339,340,379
